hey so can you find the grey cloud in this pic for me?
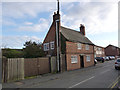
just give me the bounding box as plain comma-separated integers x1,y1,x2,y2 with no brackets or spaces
61,2,117,34
2,2,56,18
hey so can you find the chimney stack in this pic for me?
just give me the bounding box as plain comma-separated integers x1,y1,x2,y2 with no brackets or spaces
80,24,85,36
53,12,60,21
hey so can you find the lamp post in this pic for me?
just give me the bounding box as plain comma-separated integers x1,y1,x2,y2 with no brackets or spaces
56,19,60,72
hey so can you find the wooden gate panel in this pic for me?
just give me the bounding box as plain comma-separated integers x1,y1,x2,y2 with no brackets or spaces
38,58,50,75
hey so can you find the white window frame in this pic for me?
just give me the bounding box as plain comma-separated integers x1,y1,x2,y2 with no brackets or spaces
86,55,90,62
50,41,54,50
85,44,89,50
77,43,82,49
44,43,49,51
71,55,78,64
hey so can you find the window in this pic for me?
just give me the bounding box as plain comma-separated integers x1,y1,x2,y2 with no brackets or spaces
102,51,104,54
86,55,90,62
77,43,82,49
86,44,89,50
44,43,49,51
50,41,54,50
71,55,78,63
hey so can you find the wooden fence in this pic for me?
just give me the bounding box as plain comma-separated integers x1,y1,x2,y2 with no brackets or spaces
2,58,24,82
2,57,50,83
24,58,50,77
2,56,66,83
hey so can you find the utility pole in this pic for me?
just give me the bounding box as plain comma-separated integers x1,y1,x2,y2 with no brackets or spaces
56,0,60,72
56,19,60,72
57,0,59,14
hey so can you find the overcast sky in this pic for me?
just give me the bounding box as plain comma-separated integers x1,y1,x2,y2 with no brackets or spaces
1,0,119,49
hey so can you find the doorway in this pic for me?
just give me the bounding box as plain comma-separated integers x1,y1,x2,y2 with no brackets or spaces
80,55,84,68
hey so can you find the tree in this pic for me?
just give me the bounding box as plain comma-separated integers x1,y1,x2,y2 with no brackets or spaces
23,40,45,58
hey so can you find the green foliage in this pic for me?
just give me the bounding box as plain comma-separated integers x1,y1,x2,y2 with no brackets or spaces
2,41,45,58
2,48,24,58
23,40,45,58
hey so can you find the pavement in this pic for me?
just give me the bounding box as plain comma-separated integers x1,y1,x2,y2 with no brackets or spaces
2,60,120,88
0,84,2,90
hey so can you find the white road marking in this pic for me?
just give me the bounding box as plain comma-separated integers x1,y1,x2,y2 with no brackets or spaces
68,76,95,88
100,69,111,74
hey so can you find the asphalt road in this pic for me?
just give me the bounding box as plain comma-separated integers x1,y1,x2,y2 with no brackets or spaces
3,60,120,88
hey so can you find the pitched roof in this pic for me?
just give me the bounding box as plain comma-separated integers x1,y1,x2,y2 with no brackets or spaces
105,44,119,49
61,26,94,45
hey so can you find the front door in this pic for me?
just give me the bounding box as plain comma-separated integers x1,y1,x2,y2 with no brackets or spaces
80,55,84,68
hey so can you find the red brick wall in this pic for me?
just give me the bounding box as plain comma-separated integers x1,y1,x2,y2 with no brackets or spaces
105,46,119,56
43,21,57,56
42,13,60,56
66,41,94,54
66,54,80,70
66,41,94,71
83,54,94,68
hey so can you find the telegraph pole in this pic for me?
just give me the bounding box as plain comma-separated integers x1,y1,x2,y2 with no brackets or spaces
56,19,60,72
56,0,60,72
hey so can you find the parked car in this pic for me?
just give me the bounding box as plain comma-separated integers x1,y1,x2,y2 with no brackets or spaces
104,56,109,61
115,59,120,70
108,56,115,60
95,57,104,63
94,59,97,64
108,56,113,60
112,56,115,60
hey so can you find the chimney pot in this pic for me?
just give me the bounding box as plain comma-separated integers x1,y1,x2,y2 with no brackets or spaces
54,12,56,15
80,24,85,36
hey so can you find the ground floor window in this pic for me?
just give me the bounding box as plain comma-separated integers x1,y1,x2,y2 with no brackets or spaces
71,55,78,63
86,55,90,62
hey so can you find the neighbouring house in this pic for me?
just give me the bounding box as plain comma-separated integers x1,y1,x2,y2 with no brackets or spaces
94,45,105,58
105,44,120,58
42,1,94,71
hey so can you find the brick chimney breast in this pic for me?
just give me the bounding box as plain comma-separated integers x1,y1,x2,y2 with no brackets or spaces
80,24,85,36
53,12,60,22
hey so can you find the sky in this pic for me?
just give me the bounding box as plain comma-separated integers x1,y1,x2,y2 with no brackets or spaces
1,0,119,49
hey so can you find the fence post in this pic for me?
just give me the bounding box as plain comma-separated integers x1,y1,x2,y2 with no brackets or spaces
3,57,8,83
49,57,51,73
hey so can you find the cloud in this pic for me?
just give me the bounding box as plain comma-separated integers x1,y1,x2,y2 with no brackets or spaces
2,2,56,18
0,3,2,27
2,36,43,49
24,22,33,25
1,0,119,2
61,2,118,35
17,18,49,32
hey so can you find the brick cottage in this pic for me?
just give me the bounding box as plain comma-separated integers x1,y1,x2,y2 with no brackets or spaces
94,45,105,58
42,1,94,71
